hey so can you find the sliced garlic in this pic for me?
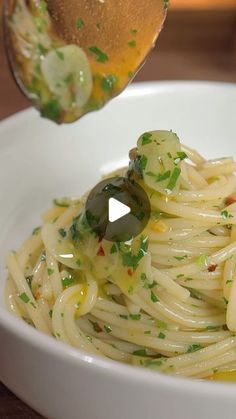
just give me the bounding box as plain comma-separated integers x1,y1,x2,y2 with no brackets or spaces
41,45,93,111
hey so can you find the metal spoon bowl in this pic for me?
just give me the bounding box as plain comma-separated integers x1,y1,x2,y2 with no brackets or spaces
4,0,167,123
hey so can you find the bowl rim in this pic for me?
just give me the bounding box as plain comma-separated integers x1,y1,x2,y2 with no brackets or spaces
1,80,236,398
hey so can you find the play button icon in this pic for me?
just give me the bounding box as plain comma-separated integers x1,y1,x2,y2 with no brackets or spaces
108,198,131,222
85,176,150,242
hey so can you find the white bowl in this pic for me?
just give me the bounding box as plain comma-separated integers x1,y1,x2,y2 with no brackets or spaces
1,81,236,419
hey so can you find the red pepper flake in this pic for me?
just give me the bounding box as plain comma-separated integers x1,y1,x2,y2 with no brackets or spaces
90,321,103,333
225,196,236,206
127,268,133,276
97,245,105,256
208,264,217,272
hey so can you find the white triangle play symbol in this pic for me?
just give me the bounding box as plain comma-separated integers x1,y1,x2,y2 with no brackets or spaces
108,197,131,223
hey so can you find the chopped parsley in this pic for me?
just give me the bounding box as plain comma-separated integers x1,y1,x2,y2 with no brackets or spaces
122,236,149,271
223,297,229,305
119,314,128,320
141,132,152,146
158,332,166,339
89,46,108,63
61,277,75,287
76,18,84,29
146,170,171,183
64,73,74,85
206,325,221,331
150,291,158,303
176,273,184,278
163,0,169,9
47,268,54,276
128,286,134,294
143,280,157,289
58,228,67,238
187,344,202,353
129,314,141,321
26,275,33,290
130,28,138,35
49,309,53,318
174,255,187,261
128,40,136,48
104,325,112,334
226,279,233,284
166,167,181,191
197,254,208,268
38,0,47,12
157,321,167,330
140,272,147,281
110,244,118,254
142,358,166,368
174,151,188,164
134,155,148,176
53,198,71,207
32,226,41,236
19,292,30,304
221,210,233,220
144,330,151,335
101,75,117,91
34,16,46,33
41,100,61,122
56,50,64,61
133,349,147,356
37,43,48,55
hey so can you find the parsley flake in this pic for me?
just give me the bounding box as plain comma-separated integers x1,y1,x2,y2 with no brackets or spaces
61,277,75,287
32,226,41,236
101,74,117,91
130,314,141,321
89,46,108,62
128,40,136,48
146,170,171,183
187,344,202,353
151,291,158,303
141,132,152,146
166,167,181,191
19,292,30,303
133,349,147,356
76,18,84,29
221,210,233,220
41,100,61,122
56,50,64,61
104,325,112,334
47,268,54,276
197,254,208,268
174,255,187,261
58,228,67,238
110,244,118,254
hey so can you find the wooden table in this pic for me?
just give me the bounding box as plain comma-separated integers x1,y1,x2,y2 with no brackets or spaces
1,4,236,418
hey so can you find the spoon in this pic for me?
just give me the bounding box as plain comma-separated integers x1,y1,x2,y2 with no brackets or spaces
4,0,168,124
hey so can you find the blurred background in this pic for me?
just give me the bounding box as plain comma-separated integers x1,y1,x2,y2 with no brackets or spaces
1,0,236,121
1,0,236,416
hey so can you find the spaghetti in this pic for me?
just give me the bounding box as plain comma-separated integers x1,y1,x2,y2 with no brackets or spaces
5,130,236,380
